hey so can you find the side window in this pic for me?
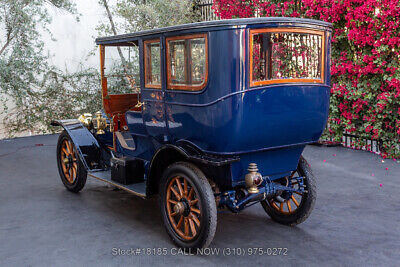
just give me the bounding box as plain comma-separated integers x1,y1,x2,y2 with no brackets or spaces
144,40,161,88
103,45,140,94
167,34,208,91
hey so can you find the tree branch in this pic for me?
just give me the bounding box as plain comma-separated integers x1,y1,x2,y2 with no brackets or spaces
101,0,127,67
0,31,16,56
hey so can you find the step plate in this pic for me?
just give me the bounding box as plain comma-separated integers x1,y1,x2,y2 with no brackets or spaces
88,170,146,198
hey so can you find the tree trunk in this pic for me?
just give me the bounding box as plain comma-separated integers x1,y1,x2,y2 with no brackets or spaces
101,0,128,68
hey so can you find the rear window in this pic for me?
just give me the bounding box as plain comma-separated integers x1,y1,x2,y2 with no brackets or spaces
250,28,325,87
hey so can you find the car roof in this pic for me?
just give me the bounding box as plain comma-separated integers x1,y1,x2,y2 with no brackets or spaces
95,17,332,46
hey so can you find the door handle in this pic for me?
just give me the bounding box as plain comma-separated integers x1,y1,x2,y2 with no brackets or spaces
135,101,144,108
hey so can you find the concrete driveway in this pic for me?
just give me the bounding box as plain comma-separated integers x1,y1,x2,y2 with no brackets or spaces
0,135,399,266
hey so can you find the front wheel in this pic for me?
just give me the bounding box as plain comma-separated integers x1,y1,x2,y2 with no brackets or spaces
56,130,87,192
261,156,316,226
159,162,217,249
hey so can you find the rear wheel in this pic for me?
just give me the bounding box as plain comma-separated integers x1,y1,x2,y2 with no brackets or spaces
56,131,87,192
159,162,217,249
261,156,316,225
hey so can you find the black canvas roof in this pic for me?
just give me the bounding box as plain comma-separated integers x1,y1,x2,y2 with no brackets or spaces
95,17,332,45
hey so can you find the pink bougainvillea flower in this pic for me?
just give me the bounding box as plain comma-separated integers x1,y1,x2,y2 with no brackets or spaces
372,173,375,176
385,167,388,170
333,154,336,156
379,184,382,187
323,160,326,162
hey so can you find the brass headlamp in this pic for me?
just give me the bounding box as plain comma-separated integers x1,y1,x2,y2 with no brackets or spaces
78,111,108,135
78,113,93,129
93,111,108,135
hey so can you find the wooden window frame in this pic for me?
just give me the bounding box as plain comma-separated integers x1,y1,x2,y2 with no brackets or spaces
144,39,162,89
249,28,326,87
166,33,208,91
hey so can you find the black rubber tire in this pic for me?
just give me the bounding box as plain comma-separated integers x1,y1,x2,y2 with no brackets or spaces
159,162,217,249
261,156,316,226
56,130,87,193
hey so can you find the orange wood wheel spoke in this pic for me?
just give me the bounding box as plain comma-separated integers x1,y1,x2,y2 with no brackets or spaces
65,168,71,183
176,216,183,229
294,192,303,196
184,218,189,237
190,199,198,206
68,141,74,155
279,202,284,212
191,212,200,227
287,201,292,213
170,187,181,200
191,207,201,214
189,218,196,237
270,200,279,210
62,147,68,156
291,196,300,207
183,179,188,196
72,165,77,180
69,167,74,183
175,177,184,197
65,141,71,154
168,199,177,205
187,188,194,200
61,162,68,176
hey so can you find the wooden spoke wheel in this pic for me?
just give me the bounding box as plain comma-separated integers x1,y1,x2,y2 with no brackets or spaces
160,162,217,249
268,171,303,215
166,176,201,241
261,156,316,226
60,138,78,184
56,131,87,192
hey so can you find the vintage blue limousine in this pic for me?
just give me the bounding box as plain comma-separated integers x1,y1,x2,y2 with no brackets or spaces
52,17,332,249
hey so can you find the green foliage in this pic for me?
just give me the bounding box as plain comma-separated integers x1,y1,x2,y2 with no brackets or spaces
2,68,102,136
0,0,201,138
114,0,200,33
0,0,84,137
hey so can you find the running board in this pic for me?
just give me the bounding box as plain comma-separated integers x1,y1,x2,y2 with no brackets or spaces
88,170,146,198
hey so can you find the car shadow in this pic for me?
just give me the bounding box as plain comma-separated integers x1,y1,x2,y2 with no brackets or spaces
74,182,317,249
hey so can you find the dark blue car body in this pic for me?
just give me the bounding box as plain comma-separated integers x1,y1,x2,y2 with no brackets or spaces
53,17,332,197
52,17,332,248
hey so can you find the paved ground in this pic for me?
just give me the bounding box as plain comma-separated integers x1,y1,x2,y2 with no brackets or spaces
0,134,399,266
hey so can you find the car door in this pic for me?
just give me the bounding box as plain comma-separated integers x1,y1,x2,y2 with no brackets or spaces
141,37,169,143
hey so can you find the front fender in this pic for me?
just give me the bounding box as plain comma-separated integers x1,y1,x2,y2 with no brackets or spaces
51,119,105,171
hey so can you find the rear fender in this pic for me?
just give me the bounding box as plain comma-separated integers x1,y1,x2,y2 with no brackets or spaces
146,142,239,196
51,119,105,171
